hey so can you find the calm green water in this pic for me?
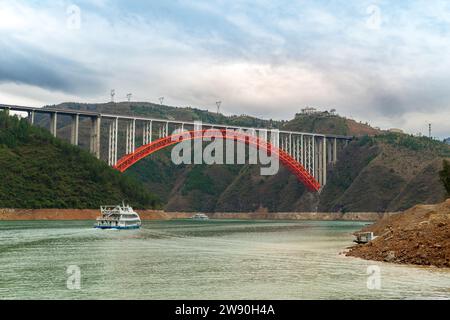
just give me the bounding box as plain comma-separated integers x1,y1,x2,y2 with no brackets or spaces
0,219,449,300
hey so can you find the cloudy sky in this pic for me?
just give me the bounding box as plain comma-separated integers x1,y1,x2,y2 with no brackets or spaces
0,0,449,138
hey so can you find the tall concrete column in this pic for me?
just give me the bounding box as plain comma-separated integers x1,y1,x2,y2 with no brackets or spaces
143,121,149,145
288,134,292,157
108,121,114,166
132,119,136,153
70,114,79,146
327,138,332,164
306,136,311,174
149,121,152,143
50,112,57,137
125,120,135,154
90,116,101,159
312,136,316,179
333,138,338,163
324,138,327,185
108,118,118,166
142,122,147,145
114,118,118,165
317,138,322,185
28,111,35,125
300,135,304,165
126,122,129,154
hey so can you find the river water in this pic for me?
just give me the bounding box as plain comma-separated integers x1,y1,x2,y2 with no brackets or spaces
0,219,449,300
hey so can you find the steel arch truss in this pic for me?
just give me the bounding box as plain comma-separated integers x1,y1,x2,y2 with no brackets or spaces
114,129,321,192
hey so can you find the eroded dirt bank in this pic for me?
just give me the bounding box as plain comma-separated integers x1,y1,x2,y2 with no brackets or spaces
0,209,396,221
346,199,450,268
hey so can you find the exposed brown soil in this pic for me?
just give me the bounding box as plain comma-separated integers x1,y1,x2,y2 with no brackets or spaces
0,208,191,220
0,208,396,221
346,118,382,136
346,199,450,268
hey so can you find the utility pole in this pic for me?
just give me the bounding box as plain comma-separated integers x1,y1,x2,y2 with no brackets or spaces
216,101,222,114
127,93,132,102
110,89,115,103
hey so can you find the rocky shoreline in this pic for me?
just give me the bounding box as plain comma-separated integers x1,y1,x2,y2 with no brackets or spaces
346,199,450,268
0,208,397,221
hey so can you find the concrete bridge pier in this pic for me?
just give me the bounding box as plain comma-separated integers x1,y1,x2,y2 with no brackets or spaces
143,121,152,145
125,119,136,154
108,118,118,166
333,138,338,163
50,113,57,137
322,137,327,186
28,111,35,125
90,116,101,159
70,114,79,146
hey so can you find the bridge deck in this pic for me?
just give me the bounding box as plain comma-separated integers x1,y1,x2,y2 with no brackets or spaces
0,104,353,140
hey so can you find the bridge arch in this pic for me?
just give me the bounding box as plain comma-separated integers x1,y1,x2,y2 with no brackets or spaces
114,129,321,192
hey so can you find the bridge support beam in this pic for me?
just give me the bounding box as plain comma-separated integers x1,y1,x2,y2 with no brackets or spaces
90,116,101,159
333,138,337,163
125,119,136,154
50,112,57,137
322,137,327,187
317,137,322,185
28,111,35,125
70,114,79,146
108,118,118,166
312,136,316,179
143,121,152,145
327,138,332,164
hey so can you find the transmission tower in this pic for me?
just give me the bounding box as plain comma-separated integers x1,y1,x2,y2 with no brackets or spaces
216,101,222,114
110,89,115,103
127,93,132,102
159,97,164,105
429,123,432,139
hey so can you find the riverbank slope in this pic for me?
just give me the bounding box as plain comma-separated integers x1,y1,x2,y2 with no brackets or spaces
346,199,450,268
0,208,396,221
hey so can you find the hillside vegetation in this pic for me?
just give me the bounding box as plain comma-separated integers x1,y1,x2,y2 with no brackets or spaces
441,160,450,196
0,111,160,209
35,102,450,212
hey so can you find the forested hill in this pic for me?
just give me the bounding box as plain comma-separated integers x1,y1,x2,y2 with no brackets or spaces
0,110,160,209
33,103,450,212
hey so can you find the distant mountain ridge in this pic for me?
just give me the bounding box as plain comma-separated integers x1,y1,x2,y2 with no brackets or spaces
36,102,450,212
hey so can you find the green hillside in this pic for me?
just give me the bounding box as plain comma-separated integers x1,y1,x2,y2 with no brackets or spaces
35,102,450,212
0,111,160,209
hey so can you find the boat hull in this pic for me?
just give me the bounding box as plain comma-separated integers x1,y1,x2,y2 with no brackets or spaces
94,225,140,230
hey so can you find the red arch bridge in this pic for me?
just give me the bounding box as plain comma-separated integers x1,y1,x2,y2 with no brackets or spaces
0,104,352,192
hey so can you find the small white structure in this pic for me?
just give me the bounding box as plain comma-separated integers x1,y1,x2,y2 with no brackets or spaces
301,107,317,115
388,128,404,134
191,213,209,221
354,232,376,244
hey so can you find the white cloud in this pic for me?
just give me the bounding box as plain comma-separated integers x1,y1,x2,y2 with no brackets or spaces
0,0,449,138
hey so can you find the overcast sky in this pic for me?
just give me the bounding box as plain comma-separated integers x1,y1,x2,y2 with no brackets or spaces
0,0,449,138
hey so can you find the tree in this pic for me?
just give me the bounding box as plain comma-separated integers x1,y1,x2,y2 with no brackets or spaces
440,160,450,196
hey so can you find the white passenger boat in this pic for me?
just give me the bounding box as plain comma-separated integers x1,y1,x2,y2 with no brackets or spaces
191,213,209,221
95,202,141,230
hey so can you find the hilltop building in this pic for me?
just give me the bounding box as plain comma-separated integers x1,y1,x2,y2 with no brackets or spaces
296,107,338,118
301,107,318,115
389,128,404,134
